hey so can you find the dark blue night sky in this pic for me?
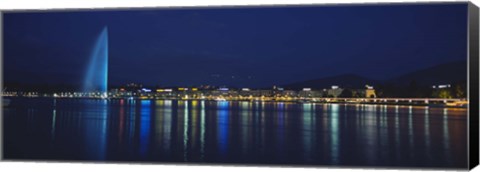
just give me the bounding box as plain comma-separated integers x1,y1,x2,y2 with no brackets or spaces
3,3,468,88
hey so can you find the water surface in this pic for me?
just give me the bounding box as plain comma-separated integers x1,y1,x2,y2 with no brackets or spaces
3,98,468,168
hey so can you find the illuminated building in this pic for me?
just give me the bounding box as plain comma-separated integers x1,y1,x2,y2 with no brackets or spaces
365,85,376,98
327,86,344,98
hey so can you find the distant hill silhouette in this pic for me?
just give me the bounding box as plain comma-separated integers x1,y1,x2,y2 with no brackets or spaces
4,61,467,92
388,60,467,86
283,74,380,89
283,60,467,89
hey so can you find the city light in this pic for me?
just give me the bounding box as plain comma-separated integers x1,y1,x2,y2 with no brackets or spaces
1,83,467,108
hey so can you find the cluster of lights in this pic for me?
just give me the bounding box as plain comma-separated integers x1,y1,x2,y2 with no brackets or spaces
3,84,381,101
432,84,451,89
156,89,173,92
219,88,229,91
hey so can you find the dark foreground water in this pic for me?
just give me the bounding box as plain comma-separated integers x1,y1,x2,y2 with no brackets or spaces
3,98,468,169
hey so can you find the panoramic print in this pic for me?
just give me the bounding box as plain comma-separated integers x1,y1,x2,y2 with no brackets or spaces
2,3,470,169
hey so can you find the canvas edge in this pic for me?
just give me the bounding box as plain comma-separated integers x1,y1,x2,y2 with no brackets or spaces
468,1,480,170
1,10,4,162
0,1,470,14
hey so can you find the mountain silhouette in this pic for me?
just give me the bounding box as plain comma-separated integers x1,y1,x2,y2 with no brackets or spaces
388,60,467,86
283,74,380,89
283,60,467,89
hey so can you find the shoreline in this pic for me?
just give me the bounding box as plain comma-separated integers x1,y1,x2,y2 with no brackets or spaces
3,96,468,108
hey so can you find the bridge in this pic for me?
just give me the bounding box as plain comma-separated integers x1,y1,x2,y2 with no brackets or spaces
295,97,468,107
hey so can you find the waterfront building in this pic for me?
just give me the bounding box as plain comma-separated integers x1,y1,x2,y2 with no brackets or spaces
239,88,251,97
327,86,344,98
275,90,296,97
365,85,376,98
298,89,323,98
250,90,274,97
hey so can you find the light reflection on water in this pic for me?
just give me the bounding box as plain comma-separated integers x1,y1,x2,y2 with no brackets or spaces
3,98,468,168
443,108,451,166
330,104,340,164
408,106,415,159
301,103,312,162
182,101,189,161
217,101,229,158
424,107,431,162
140,100,151,156
200,101,206,160
364,104,378,165
50,108,56,144
394,105,400,161
240,101,250,156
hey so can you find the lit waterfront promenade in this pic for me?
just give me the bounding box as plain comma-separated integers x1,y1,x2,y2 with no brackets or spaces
2,92,468,108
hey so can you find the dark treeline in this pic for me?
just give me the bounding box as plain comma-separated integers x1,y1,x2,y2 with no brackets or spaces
373,80,466,98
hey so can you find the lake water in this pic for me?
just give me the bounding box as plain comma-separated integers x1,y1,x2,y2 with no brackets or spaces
2,98,468,169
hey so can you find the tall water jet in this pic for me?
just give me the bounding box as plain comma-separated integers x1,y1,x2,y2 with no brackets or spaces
83,27,108,96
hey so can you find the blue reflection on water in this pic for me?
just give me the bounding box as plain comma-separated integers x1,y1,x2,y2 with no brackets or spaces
277,102,284,110
83,99,108,160
140,100,151,156
217,101,229,157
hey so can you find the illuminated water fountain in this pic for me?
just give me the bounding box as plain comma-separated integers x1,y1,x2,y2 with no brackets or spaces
83,27,109,98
